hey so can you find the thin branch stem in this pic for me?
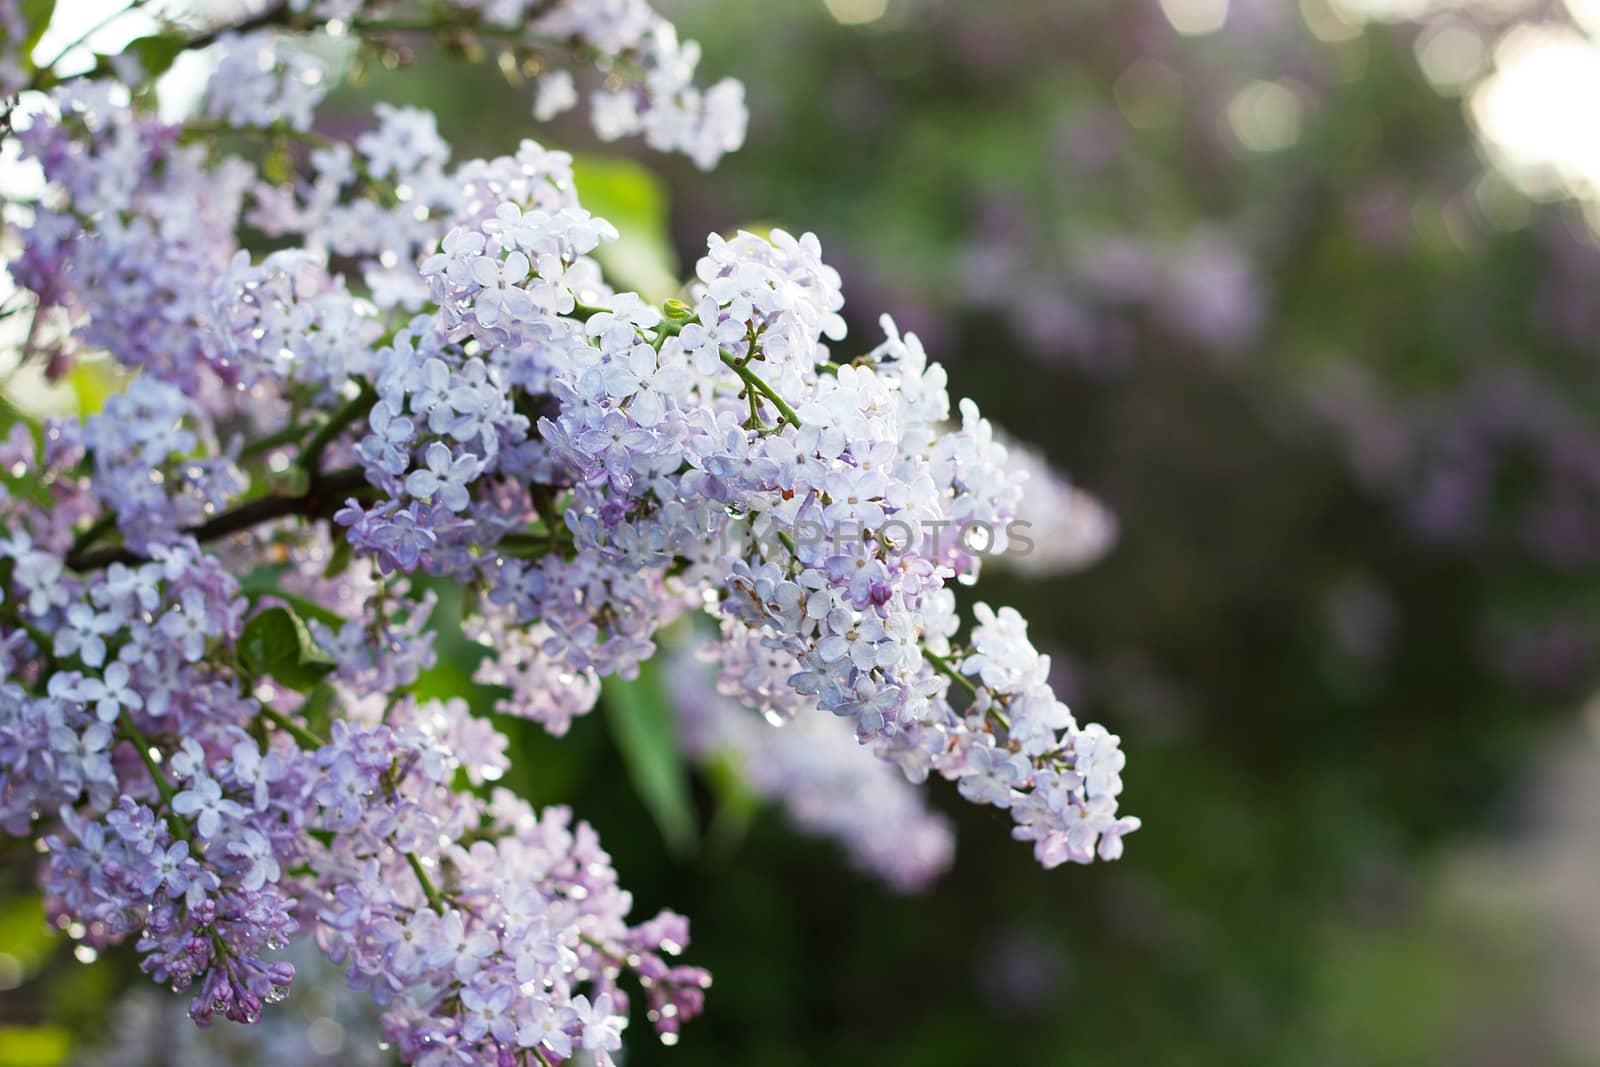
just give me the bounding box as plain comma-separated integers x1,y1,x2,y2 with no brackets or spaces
921,648,975,697
721,353,802,428
120,710,190,840
301,387,376,480
66,466,368,570
405,851,446,912
68,513,117,558
238,421,312,458
260,706,325,750
922,648,1011,730
351,16,524,38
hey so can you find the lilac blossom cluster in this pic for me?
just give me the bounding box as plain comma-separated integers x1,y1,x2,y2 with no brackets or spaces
201,0,747,169
962,212,1267,374
668,647,955,893
0,6,1130,1062
76,940,386,1067
996,432,1119,576
0,509,706,1061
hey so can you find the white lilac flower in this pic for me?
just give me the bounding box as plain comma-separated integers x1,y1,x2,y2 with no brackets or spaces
81,662,143,723
533,70,579,121
405,441,481,512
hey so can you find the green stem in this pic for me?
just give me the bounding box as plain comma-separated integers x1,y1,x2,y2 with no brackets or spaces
119,711,190,840
528,483,565,541
239,421,312,458
351,16,524,38
13,618,57,670
405,851,446,912
922,648,976,697
68,514,117,558
300,386,376,479
721,353,803,428
260,706,326,750
499,530,573,552
923,648,1010,730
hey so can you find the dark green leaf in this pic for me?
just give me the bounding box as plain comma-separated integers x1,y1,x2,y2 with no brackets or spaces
238,606,335,693
121,32,187,81
0,1023,69,1067
299,680,337,736
238,566,347,630
19,0,55,67
703,751,759,862
0,895,54,981
602,661,696,857
322,534,353,580
571,154,679,301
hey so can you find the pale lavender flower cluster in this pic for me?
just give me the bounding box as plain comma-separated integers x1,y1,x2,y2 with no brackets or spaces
3,540,292,1024
304,700,710,1063
10,84,254,389
0,519,706,1060
996,433,1119,577
75,940,386,1067
0,6,1130,1062
963,203,1267,373
207,0,746,169
204,33,330,133
668,647,955,892
486,0,747,168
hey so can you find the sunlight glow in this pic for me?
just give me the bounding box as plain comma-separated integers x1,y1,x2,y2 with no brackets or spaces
1471,25,1600,200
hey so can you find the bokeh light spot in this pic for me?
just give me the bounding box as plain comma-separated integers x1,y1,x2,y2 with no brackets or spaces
1114,60,1182,130
1160,0,1229,36
1227,80,1304,152
824,0,890,25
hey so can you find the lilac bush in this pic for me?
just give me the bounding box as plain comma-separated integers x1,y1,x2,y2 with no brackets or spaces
0,2,1135,1063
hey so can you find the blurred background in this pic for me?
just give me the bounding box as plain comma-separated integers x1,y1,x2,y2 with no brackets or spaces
8,0,1600,1064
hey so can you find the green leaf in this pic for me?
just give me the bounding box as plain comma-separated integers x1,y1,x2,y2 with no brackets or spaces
0,1025,68,1067
120,32,188,81
67,358,123,418
299,680,337,737
238,606,335,693
19,0,55,69
237,566,347,630
571,154,680,302
322,531,354,580
602,661,696,857
703,750,759,861
0,895,56,981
